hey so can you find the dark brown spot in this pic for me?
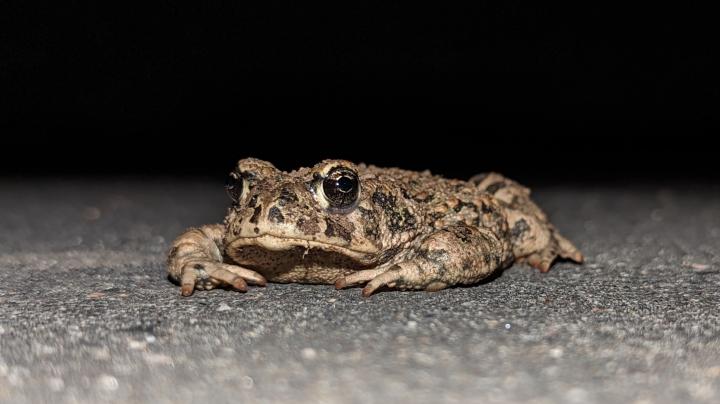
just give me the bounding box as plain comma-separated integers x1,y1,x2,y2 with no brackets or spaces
470,173,489,184
357,206,375,220
480,201,493,213
372,191,396,210
278,188,298,206
247,194,258,208
379,245,402,262
357,207,379,239
429,211,445,221
453,200,476,213
363,224,379,240
372,191,416,233
297,217,320,235
249,205,262,224
388,208,417,232
253,227,260,234
167,246,179,261
417,248,450,276
450,226,473,243
268,206,284,223
413,193,434,203
486,181,506,194
510,219,530,240
324,218,353,242
305,173,323,193
324,218,336,238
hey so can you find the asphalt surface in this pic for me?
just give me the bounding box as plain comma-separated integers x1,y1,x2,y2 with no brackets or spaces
1,179,719,404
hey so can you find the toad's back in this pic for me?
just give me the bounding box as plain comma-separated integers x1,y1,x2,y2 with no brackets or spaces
360,165,526,243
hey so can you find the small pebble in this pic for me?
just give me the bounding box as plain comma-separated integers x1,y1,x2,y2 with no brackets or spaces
92,347,111,360
301,347,317,360
241,375,255,389
47,377,65,392
127,339,147,350
565,387,589,403
707,366,720,378
97,374,119,391
143,353,173,366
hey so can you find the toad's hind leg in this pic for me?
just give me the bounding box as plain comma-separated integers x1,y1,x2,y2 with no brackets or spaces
506,211,583,272
167,224,267,296
336,224,512,296
472,172,583,272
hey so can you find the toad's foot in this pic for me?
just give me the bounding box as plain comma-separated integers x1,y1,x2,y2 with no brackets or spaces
516,231,584,273
168,224,266,296
335,264,445,297
177,261,267,297
335,266,429,296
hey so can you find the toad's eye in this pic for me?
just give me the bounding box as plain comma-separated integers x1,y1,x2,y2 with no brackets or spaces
321,167,360,212
225,173,244,203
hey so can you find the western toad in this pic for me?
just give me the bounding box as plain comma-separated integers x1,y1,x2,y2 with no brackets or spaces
168,158,583,296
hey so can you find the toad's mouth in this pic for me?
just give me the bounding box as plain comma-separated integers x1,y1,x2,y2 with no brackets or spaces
226,234,377,263
225,234,378,282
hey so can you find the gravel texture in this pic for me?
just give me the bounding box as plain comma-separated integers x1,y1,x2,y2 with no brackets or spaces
1,179,719,403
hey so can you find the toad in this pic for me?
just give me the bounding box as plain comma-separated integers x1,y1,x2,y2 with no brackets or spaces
167,158,583,297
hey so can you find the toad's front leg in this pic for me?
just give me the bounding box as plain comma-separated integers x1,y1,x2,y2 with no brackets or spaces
167,224,267,296
336,224,512,296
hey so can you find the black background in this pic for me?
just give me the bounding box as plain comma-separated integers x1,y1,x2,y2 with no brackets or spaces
2,3,718,182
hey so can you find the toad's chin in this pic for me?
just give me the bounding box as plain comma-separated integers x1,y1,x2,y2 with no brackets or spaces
224,235,378,284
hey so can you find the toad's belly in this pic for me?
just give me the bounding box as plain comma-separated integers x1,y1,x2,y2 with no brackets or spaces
228,245,373,284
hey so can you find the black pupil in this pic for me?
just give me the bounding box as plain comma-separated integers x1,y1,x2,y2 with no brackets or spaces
337,176,354,193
